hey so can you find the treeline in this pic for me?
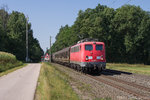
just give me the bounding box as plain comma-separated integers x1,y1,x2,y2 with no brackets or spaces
0,6,44,62
51,4,150,64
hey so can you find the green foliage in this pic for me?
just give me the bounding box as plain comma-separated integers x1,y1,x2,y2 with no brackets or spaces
29,38,44,62
6,11,26,61
51,4,150,64
51,25,79,53
0,7,44,62
0,51,23,72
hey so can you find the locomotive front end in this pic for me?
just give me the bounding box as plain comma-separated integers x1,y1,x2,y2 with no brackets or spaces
70,38,106,73
81,41,106,72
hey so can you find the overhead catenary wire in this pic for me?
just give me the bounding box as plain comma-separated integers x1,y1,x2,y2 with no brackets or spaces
108,0,118,7
110,0,133,7
125,0,132,4
112,0,118,5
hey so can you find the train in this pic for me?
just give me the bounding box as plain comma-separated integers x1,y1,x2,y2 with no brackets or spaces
52,38,106,73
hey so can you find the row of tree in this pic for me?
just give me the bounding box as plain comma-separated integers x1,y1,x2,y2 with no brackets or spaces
0,6,44,62
51,4,150,64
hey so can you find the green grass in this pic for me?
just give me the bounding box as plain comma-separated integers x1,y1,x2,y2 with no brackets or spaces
0,51,23,72
0,64,27,77
107,63,150,75
34,63,80,100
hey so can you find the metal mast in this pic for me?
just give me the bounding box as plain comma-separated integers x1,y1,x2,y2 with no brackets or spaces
26,15,29,62
50,36,51,62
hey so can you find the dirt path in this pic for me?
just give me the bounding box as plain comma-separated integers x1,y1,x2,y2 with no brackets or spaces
0,63,41,100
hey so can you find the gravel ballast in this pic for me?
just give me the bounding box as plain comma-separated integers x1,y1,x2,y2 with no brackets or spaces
51,63,149,100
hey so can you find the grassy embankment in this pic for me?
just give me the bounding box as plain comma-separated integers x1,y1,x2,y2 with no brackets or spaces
34,63,79,100
0,51,26,77
107,63,150,75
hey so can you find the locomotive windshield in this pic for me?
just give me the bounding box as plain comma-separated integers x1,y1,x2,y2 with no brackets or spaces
85,45,93,51
96,44,103,50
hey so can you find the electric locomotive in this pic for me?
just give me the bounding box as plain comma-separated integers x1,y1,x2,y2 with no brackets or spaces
52,38,106,73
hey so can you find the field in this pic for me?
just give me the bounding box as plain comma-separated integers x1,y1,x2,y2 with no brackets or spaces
34,63,79,100
107,63,150,75
0,51,23,72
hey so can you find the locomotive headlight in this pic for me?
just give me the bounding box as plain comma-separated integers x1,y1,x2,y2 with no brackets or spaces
86,56,88,60
101,55,104,60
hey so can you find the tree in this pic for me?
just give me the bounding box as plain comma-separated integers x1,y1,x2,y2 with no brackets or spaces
6,11,26,61
0,9,44,62
51,4,150,64
0,5,9,51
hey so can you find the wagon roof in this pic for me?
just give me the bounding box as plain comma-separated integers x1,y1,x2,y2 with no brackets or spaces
53,47,70,55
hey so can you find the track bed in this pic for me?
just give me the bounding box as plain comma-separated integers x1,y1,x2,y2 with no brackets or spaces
51,63,150,100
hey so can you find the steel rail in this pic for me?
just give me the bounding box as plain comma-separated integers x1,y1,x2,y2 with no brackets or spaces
86,74,150,100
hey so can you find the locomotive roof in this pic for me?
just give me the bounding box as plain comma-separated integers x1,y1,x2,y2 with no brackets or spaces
77,38,98,43
71,41,104,48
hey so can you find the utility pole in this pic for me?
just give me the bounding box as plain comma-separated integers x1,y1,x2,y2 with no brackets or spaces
49,36,51,63
26,15,29,62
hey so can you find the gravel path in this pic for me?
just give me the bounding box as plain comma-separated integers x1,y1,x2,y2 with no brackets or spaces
52,63,150,100
0,63,41,100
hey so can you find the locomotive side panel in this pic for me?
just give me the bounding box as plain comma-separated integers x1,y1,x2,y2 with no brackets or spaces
70,44,82,64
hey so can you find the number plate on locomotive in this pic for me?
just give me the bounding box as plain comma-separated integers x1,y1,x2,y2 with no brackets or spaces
97,56,101,59
88,56,93,59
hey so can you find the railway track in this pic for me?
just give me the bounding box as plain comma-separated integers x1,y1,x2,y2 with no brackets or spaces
52,63,150,100
101,71,150,92
86,73,150,100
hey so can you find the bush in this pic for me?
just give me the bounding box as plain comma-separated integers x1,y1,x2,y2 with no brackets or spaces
0,51,23,72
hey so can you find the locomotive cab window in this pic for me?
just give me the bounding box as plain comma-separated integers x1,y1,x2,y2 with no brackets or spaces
85,44,93,51
96,44,103,50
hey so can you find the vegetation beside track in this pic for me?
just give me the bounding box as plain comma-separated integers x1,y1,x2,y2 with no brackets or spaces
34,63,79,100
107,63,150,75
0,51,23,72
50,4,150,64
0,64,27,77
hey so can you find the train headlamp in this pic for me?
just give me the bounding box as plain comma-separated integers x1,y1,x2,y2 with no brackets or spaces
86,56,88,60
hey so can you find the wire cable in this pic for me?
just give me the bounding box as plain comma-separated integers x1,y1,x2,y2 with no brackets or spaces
125,0,132,4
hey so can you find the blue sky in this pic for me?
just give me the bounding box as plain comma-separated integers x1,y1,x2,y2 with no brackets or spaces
0,0,150,52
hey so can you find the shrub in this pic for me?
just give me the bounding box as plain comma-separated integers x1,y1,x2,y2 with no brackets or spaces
0,51,23,72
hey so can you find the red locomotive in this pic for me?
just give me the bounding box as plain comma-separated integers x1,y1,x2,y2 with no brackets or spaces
52,38,106,73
